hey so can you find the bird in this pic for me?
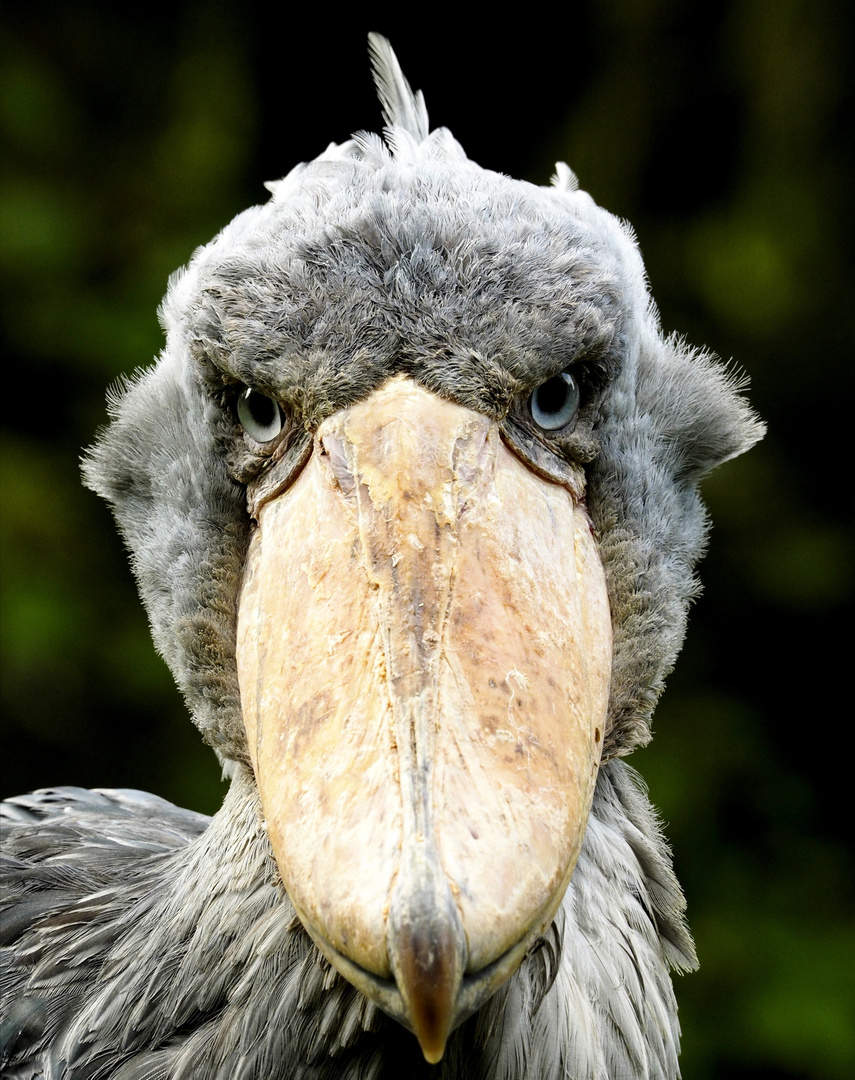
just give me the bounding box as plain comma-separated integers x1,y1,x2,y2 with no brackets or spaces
0,35,763,1080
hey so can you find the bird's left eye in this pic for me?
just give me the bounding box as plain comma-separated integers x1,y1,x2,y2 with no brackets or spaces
237,388,284,443
529,371,580,432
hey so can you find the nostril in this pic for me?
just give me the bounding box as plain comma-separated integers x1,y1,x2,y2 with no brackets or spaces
320,433,356,498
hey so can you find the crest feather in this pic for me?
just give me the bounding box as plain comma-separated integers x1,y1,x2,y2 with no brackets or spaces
368,33,429,141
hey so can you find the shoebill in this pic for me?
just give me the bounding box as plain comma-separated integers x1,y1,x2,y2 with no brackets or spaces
0,35,763,1080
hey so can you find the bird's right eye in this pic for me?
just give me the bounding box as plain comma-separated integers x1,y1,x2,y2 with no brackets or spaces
237,388,284,443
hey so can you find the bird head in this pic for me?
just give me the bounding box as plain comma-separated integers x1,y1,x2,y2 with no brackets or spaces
84,36,763,1063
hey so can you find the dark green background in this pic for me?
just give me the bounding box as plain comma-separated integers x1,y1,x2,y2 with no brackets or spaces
2,3,852,1076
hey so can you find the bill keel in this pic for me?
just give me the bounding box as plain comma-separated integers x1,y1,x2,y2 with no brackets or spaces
237,377,612,1061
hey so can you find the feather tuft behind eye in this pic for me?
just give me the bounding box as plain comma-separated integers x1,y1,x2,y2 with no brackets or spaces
529,371,580,432
237,388,284,443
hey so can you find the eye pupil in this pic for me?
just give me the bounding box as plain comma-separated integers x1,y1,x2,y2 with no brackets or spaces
534,377,569,416
248,393,276,428
237,388,284,442
529,371,580,431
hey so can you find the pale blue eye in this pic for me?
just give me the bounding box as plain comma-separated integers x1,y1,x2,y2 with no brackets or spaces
529,371,580,431
237,388,284,442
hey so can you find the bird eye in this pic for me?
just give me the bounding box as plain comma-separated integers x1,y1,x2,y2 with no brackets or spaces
529,371,580,432
237,388,284,443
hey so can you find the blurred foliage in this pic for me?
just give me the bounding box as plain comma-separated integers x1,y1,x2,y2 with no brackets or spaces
1,2,852,1077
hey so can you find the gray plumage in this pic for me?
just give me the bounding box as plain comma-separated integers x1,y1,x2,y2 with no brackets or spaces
0,35,763,1080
